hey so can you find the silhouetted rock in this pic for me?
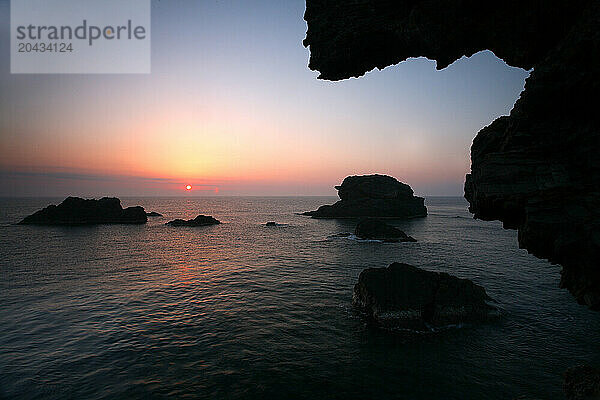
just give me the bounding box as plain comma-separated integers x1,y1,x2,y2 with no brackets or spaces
266,222,277,226
354,218,416,242
18,197,147,225
303,1,600,310
353,263,497,330
304,175,426,219
146,211,163,217
564,365,600,400
166,215,221,227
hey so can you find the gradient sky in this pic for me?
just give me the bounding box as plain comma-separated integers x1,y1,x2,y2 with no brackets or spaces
0,0,529,197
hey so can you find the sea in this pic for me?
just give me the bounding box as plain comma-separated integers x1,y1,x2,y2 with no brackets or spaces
1,196,599,400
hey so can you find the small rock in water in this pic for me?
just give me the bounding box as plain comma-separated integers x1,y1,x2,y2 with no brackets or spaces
353,263,498,330
166,215,221,227
266,222,277,226
354,218,416,242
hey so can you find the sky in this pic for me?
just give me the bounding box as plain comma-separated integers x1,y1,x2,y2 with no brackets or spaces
0,0,530,197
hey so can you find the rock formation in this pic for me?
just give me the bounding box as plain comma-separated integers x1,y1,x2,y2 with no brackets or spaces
303,175,427,218
354,218,416,242
353,263,497,330
266,222,277,226
303,1,600,310
19,197,147,225
146,211,163,217
166,215,221,227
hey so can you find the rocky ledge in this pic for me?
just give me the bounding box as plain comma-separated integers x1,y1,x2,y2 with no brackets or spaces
303,1,600,310
354,218,416,242
146,211,163,217
353,263,497,330
304,175,427,219
166,215,221,227
19,197,147,225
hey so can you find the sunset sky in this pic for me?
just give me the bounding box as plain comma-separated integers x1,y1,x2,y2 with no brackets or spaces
0,0,529,197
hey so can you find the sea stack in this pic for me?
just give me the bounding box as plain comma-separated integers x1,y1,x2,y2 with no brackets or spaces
304,174,427,219
353,263,497,330
18,197,147,225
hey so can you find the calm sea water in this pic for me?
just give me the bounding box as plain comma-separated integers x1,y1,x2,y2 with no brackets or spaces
1,196,599,399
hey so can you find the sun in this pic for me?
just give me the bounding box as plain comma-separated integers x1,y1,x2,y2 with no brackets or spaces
185,185,192,191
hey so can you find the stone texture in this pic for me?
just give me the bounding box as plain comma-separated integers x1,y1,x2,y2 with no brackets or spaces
303,0,600,310
353,263,497,330
19,197,147,225
303,175,427,218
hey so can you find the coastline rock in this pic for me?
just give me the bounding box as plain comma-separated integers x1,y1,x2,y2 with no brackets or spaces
354,218,416,242
146,211,163,217
303,1,600,310
564,365,600,400
353,263,497,330
18,197,147,225
166,215,221,227
304,175,427,219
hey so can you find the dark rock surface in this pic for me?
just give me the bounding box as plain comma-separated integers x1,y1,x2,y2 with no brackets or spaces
304,1,589,81
266,222,277,226
304,175,427,219
354,218,416,242
353,263,497,330
303,1,600,309
19,197,147,225
564,365,600,400
146,211,163,217
166,215,221,227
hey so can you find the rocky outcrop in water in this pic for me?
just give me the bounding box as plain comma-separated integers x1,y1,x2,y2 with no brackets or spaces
146,211,163,217
303,1,600,310
353,263,497,330
166,215,221,227
19,197,147,225
354,218,416,242
564,365,600,400
303,175,426,219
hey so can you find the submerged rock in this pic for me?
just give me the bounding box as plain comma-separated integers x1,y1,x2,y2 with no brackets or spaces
166,215,221,227
353,263,497,330
354,218,416,242
304,175,427,219
19,197,147,225
564,365,600,400
146,211,163,217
